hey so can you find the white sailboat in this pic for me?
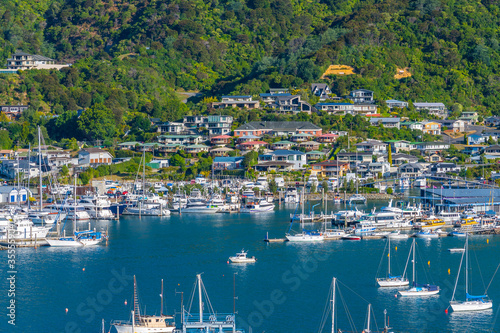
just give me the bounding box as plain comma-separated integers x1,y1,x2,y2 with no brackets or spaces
398,238,440,296
376,236,409,287
450,234,493,312
286,205,324,242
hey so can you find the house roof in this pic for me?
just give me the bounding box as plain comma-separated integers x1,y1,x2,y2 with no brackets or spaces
214,156,243,163
369,118,401,123
272,140,294,145
12,51,32,56
316,102,353,106
239,134,261,139
119,141,140,146
256,161,294,167
312,160,349,166
266,149,305,156
32,54,54,61
185,144,209,149
299,141,320,145
81,148,109,154
235,121,321,131
318,133,339,137
386,99,406,103
259,93,291,97
306,150,326,155
239,141,268,145
210,147,234,152
222,95,251,98
292,133,314,137
212,135,232,139
414,102,445,107
399,163,424,170
351,89,373,93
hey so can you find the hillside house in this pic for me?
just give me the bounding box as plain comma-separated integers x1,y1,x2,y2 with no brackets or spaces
211,96,260,109
234,121,322,137
213,156,244,170
386,99,408,108
422,121,441,135
348,89,374,104
398,163,425,178
257,150,306,170
270,95,312,114
355,140,388,155
78,148,113,166
310,160,350,177
414,102,447,118
311,83,331,100
369,118,401,129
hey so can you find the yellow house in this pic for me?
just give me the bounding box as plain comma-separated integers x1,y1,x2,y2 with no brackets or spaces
422,121,441,135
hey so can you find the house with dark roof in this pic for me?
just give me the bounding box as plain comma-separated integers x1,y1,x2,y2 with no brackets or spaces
485,116,500,127
337,152,373,165
391,153,419,165
311,83,331,100
355,140,388,155
348,89,374,104
257,150,306,170
6,51,69,70
398,163,425,178
385,140,414,153
259,93,292,104
414,102,447,118
234,121,322,137
428,162,460,175
269,95,312,114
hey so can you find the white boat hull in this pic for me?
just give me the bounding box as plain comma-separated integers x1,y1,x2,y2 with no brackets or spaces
398,288,440,297
387,234,409,239
377,278,409,287
113,323,175,333
229,258,256,263
240,206,274,213
286,234,324,242
415,233,439,239
46,238,83,247
450,300,493,312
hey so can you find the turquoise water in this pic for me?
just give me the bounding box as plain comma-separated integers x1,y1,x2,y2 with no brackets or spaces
1,202,499,332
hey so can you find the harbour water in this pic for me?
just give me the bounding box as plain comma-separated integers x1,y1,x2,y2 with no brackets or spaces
1,201,499,332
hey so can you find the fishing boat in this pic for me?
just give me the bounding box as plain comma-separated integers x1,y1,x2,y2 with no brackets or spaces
228,249,256,263
112,277,175,333
450,234,493,312
398,238,440,297
376,236,409,287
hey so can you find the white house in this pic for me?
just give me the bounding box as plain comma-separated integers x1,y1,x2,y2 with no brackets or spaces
355,140,388,155
0,186,32,203
386,99,408,108
78,148,113,166
257,150,306,170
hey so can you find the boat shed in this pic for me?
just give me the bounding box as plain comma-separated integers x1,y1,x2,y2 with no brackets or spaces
420,188,500,213
0,186,32,203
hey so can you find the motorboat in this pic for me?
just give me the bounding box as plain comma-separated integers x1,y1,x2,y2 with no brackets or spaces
240,199,274,213
0,216,52,240
436,211,461,224
386,231,409,239
341,234,361,240
449,231,466,237
306,175,319,187
448,248,465,253
419,217,445,230
349,193,366,204
415,230,440,239
228,249,256,263
284,187,300,203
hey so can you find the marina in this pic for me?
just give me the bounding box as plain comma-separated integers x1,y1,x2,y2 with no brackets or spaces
1,200,499,332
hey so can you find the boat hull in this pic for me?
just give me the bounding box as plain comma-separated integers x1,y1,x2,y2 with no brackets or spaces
377,278,409,287
450,300,493,312
398,288,440,297
229,258,256,263
113,323,175,333
46,238,83,247
286,234,324,242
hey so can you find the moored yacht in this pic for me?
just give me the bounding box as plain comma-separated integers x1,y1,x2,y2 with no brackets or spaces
240,199,274,213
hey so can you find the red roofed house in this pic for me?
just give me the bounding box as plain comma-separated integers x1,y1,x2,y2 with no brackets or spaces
211,135,232,146
237,141,268,151
316,133,338,143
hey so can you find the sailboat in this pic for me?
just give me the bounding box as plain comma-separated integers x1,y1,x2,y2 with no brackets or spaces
398,238,439,296
286,203,324,242
450,234,493,312
376,236,409,287
112,276,175,332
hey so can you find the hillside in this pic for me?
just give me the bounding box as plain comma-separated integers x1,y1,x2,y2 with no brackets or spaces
0,0,499,145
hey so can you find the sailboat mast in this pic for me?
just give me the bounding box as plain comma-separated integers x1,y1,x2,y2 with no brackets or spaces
331,277,336,333
197,274,203,322
133,276,141,321
465,234,468,295
366,304,371,333
388,236,391,276
38,126,42,211
412,239,416,284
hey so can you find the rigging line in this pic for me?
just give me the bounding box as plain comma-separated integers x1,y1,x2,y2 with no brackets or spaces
337,280,371,305
374,239,388,283
337,286,356,333
186,278,197,314
317,282,332,333
484,262,500,294
472,248,487,293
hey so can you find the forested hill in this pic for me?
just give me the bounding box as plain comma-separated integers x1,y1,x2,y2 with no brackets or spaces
0,0,500,144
